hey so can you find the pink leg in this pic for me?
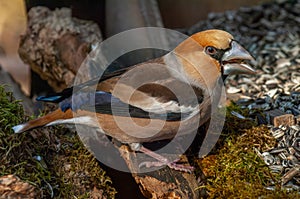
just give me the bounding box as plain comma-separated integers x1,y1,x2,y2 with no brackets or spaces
137,145,194,173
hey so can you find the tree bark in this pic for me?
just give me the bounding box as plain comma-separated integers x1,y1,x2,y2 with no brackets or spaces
118,144,200,199
18,7,102,92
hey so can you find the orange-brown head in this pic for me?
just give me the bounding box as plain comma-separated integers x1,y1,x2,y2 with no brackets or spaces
191,29,233,51
173,29,255,89
191,29,256,76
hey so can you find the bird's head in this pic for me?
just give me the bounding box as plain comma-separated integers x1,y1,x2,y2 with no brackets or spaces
190,29,256,79
170,29,256,90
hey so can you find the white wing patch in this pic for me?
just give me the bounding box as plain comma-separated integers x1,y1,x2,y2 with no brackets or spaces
141,98,198,114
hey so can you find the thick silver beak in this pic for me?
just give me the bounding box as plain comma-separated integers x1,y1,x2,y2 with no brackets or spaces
222,41,256,75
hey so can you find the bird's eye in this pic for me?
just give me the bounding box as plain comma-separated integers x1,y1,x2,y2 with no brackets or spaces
205,46,217,55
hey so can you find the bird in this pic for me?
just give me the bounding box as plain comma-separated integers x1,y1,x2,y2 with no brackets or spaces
13,29,256,172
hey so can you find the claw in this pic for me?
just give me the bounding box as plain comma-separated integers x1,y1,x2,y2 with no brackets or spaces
168,162,194,173
139,158,194,173
139,161,166,168
134,145,194,173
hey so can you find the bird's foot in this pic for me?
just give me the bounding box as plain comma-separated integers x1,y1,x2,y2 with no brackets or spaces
139,158,194,173
129,144,194,173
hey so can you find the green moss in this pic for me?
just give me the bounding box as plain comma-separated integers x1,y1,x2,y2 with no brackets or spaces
207,102,256,154
0,85,116,198
0,85,47,186
222,102,256,135
198,103,299,198
51,132,117,198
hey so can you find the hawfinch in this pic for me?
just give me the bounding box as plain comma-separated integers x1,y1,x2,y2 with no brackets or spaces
13,29,255,172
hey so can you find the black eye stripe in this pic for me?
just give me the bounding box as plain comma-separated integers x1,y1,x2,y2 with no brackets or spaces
205,41,234,62
210,49,226,61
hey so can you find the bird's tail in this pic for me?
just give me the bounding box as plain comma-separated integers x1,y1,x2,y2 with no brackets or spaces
12,109,73,133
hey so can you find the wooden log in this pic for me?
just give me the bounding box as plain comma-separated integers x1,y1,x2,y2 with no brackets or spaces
266,109,295,127
118,145,200,199
18,7,102,92
0,175,38,198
